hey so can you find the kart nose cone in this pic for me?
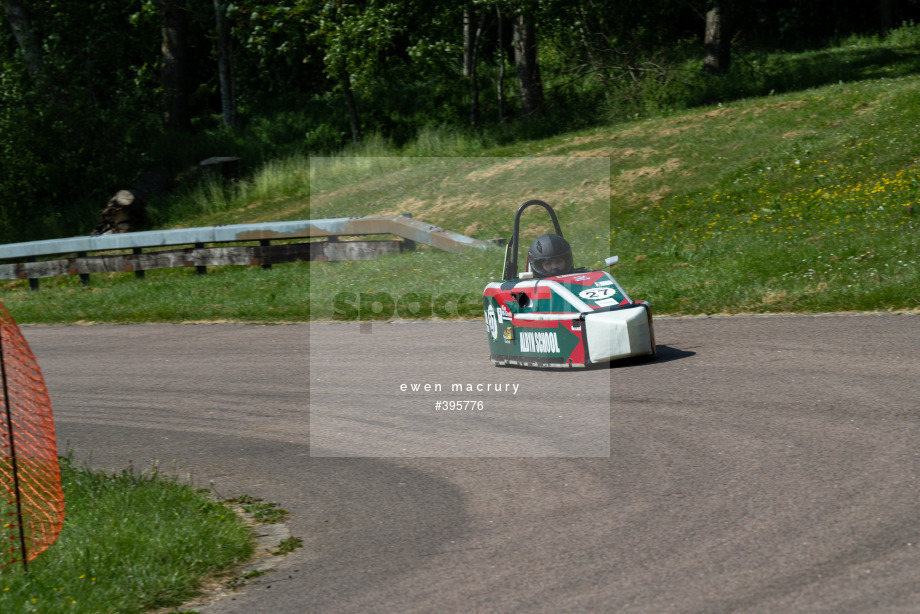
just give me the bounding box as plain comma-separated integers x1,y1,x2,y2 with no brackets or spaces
583,305,655,362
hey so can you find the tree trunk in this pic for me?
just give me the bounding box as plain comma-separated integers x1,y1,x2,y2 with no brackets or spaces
512,11,544,117
1,0,55,102
702,6,730,75
343,73,361,146
213,0,236,127
463,5,473,78
468,10,486,126
496,6,505,122
880,0,898,34
161,2,190,131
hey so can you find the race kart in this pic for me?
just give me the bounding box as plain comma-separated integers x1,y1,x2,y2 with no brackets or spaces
483,200,656,368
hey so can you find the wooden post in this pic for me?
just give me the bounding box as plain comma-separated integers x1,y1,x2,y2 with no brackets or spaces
133,248,145,279
27,257,38,291
77,252,90,285
195,243,206,275
260,239,271,270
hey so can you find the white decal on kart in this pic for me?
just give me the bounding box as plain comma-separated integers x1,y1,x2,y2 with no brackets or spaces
578,287,615,301
486,305,498,339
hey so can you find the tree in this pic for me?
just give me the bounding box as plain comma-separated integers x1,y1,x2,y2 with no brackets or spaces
312,2,405,146
1,0,55,102
495,5,506,122
702,4,730,75
463,4,475,77
161,1,190,131
464,4,488,125
512,8,543,116
213,0,236,127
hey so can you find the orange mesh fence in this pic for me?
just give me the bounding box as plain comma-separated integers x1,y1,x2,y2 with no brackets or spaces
0,301,64,570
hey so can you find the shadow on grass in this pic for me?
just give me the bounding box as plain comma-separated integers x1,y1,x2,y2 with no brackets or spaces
769,47,920,86
697,46,920,106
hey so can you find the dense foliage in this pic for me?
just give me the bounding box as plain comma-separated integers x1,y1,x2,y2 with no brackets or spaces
0,0,918,243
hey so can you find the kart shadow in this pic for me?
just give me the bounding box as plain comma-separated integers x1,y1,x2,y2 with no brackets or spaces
494,344,696,371
651,344,696,363
606,344,696,369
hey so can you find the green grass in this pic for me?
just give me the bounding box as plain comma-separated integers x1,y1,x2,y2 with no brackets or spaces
0,457,253,614
3,36,920,322
604,80,920,314
223,494,289,525
1,264,311,324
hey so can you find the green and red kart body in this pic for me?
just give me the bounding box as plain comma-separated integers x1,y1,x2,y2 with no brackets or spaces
483,200,655,368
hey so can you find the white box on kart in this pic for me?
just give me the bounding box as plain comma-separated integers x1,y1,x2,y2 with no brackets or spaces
584,306,654,362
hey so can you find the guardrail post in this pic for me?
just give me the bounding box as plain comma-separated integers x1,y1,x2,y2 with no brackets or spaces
260,239,271,270
77,252,90,286
133,248,145,279
27,258,38,291
195,243,207,275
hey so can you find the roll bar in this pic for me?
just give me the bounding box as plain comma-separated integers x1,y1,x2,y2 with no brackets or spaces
502,200,564,281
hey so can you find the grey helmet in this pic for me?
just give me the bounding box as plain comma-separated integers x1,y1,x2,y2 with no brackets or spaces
528,233,574,278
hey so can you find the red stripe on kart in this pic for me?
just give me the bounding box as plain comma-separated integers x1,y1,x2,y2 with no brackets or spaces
510,318,560,329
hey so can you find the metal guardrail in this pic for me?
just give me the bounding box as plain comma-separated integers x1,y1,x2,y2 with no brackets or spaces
0,215,491,290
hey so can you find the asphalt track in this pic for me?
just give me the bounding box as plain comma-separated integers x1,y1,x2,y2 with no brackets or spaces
22,313,920,613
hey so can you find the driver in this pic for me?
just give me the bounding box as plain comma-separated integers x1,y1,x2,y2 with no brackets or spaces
528,233,574,278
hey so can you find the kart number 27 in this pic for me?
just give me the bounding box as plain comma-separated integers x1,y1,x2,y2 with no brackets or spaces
578,287,615,301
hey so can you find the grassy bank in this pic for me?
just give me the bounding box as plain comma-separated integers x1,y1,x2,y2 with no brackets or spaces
4,73,919,322
0,457,253,614
2,28,920,322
